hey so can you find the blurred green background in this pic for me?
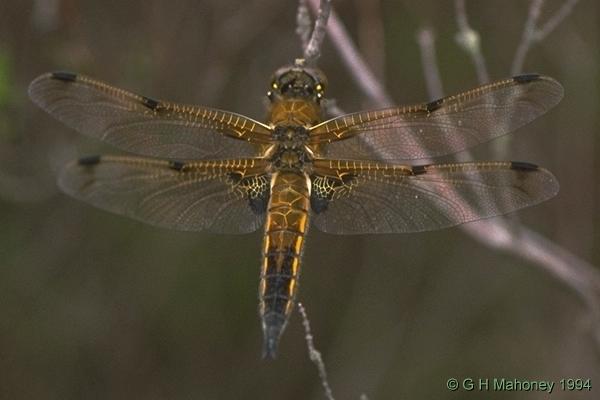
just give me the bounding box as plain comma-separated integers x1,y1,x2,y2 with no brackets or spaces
1,0,599,399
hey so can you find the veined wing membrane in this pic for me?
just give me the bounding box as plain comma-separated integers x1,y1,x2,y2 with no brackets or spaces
29,72,273,159
310,75,563,161
310,159,559,234
59,156,269,233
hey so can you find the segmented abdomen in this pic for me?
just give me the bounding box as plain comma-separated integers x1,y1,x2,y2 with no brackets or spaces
259,172,310,358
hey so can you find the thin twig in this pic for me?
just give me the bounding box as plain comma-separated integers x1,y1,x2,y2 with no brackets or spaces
304,0,332,64
536,0,581,41
453,0,497,156
296,0,312,51
307,0,393,107
298,303,335,400
355,0,386,83
454,0,490,83
320,0,600,349
416,28,444,100
512,0,545,75
512,0,582,74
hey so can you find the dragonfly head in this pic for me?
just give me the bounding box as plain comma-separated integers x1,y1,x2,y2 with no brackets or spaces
268,62,327,103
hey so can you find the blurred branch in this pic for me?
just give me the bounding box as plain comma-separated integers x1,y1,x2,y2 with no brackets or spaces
512,0,544,75
31,0,60,32
536,0,581,41
416,28,444,100
355,0,386,83
454,0,490,83
307,0,393,107
296,0,312,51
512,0,581,75
303,0,332,64
325,0,600,349
298,303,335,400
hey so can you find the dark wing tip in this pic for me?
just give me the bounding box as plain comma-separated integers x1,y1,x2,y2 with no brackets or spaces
77,155,102,166
511,161,560,201
50,71,78,82
28,71,78,107
510,161,539,171
514,74,564,115
513,73,541,83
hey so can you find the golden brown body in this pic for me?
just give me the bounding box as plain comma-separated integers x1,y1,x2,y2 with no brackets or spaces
258,97,321,358
259,172,310,357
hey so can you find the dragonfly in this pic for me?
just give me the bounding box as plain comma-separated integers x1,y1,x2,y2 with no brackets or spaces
28,59,562,358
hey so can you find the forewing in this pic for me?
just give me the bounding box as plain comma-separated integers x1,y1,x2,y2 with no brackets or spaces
29,72,273,159
311,160,559,234
310,75,563,161
59,155,269,233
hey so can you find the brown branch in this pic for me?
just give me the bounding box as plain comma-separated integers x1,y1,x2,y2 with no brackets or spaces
307,0,393,107
322,0,600,349
304,0,332,64
416,28,444,100
512,0,581,75
296,0,312,51
355,0,386,83
536,0,581,41
512,0,545,75
454,0,490,83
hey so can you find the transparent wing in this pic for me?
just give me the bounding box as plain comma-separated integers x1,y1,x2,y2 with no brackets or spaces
59,155,270,233
309,75,563,161
310,159,559,234
29,72,273,159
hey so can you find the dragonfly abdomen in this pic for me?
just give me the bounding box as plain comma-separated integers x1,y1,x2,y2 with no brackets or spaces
259,172,310,358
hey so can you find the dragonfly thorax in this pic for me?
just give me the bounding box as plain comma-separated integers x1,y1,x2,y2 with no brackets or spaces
268,147,312,171
269,125,312,170
272,125,309,148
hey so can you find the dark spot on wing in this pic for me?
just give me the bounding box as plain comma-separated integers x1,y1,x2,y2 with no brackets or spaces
510,161,539,171
77,155,101,166
513,74,540,84
141,96,160,110
249,196,269,214
228,173,270,215
412,164,429,175
310,196,329,214
425,98,444,112
227,172,243,184
169,160,185,171
340,173,356,185
246,175,270,215
51,71,77,82
311,174,345,214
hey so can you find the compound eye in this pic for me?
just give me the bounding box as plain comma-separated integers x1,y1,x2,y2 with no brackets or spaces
281,82,292,93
